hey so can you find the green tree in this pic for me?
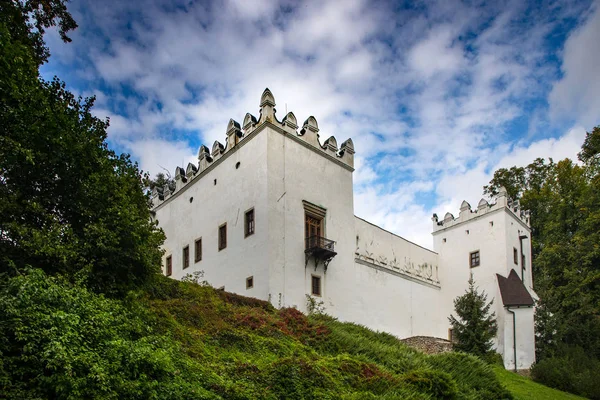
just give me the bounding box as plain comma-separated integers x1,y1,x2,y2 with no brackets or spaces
0,0,77,65
145,171,175,192
449,277,498,359
0,1,164,295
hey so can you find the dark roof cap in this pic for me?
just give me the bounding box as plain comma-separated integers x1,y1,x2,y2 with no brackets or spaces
496,269,534,307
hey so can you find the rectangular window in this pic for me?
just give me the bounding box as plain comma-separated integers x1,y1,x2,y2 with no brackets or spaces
246,276,254,289
245,208,255,237
305,214,323,240
513,247,518,265
469,251,480,268
218,223,227,251
194,238,202,262
311,275,321,296
448,328,454,342
303,201,327,249
166,255,172,276
183,246,189,269
522,254,526,269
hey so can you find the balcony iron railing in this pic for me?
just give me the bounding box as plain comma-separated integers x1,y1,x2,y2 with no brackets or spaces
305,235,337,270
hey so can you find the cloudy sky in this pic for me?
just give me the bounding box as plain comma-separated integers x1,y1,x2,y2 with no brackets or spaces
42,0,600,249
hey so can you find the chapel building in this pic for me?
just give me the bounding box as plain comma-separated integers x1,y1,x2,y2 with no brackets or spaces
151,89,537,370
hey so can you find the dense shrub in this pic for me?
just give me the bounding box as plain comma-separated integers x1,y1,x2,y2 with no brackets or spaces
0,269,216,399
428,352,513,400
0,269,516,399
531,346,600,399
401,368,458,399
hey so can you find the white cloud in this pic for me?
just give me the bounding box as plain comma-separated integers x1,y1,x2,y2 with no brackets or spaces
122,138,197,177
408,25,464,79
43,0,594,249
550,1,600,129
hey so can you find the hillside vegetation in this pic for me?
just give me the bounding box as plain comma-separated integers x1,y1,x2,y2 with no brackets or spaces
1,269,517,400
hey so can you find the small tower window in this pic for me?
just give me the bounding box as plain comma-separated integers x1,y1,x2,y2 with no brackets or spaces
513,248,519,265
246,276,254,289
183,246,190,269
311,275,321,296
166,255,172,276
469,251,480,268
245,208,255,237
218,223,227,250
195,238,202,263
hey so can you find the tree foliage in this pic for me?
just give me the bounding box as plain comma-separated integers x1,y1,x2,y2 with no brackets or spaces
145,172,175,192
449,277,498,358
0,0,77,65
485,127,600,362
0,0,164,295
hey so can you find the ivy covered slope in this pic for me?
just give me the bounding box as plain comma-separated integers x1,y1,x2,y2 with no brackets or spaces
1,269,513,400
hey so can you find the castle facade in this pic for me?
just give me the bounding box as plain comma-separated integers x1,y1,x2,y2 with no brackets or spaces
151,89,537,370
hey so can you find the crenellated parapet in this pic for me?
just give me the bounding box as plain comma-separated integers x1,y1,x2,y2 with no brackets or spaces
151,88,354,207
431,187,531,232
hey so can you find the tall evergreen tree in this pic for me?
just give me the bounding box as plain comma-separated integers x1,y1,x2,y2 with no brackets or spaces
449,277,498,358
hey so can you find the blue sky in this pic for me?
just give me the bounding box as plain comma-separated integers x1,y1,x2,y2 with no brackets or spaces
41,0,600,248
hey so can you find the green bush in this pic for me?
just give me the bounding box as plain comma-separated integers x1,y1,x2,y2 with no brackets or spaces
0,269,518,399
401,368,457,399
428,352,513,400
0,269,216,400
531,347,600,399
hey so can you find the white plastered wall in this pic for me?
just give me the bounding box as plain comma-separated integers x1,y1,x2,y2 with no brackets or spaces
265,124,355,311
154,130,270,299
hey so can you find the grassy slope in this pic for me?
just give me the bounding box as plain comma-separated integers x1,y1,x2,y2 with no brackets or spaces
493,366,586,400
146,277,514,399
146,277,591,399
3,271,583,399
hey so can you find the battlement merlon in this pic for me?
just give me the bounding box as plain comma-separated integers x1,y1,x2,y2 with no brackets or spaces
431,187,531,234
150,88,354,208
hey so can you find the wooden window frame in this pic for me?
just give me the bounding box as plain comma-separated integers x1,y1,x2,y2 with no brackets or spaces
303,201,326,240
311,275,322,297
194,237,202,263
245,208,255,237
469,250,480,268
305,213,323,243
218,223,227,251
246,276,254,289
183,245,190,269
513,247,518,265
166,255,172,276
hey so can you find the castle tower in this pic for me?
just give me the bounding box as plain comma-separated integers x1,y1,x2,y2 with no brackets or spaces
432,190,536,370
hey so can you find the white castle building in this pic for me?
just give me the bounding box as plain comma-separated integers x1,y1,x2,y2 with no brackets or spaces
151,89,537,370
